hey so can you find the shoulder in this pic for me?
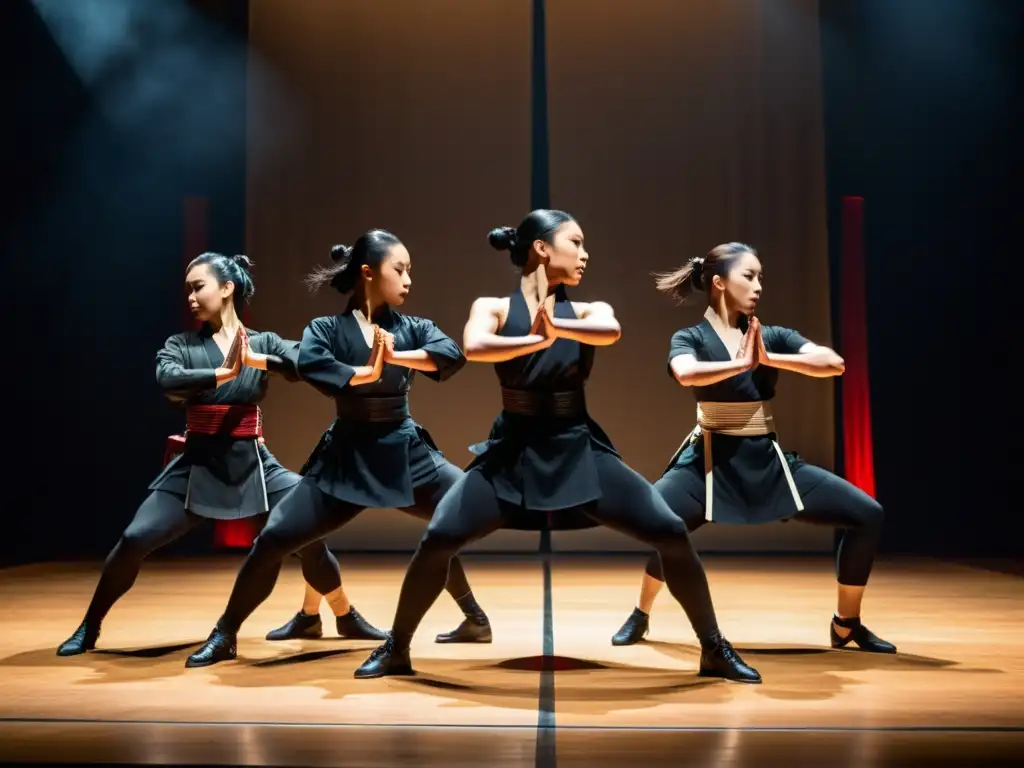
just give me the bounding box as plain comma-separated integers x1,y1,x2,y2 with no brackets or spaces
669,325,704,350
571,300,615,317
470,296,508,313
161,331,192,349
468,296,509,323
762,323,811,350
306,314,340,330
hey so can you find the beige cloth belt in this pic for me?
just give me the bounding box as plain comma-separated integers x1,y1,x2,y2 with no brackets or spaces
692,401,804,522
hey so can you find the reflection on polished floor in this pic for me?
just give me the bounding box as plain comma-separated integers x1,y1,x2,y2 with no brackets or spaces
1,554,1021,766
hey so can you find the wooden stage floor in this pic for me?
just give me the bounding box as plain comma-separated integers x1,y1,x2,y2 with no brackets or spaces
1,554,1022,767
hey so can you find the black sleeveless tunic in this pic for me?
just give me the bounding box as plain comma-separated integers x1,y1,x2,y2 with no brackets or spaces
466,286,619,531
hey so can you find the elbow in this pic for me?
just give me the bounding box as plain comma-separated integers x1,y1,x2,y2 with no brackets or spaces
463,338,486,361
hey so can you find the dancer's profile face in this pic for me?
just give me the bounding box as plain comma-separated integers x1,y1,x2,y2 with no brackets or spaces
364,243,412,307
540,220,588,286
715,251,762,316
186,264,234,321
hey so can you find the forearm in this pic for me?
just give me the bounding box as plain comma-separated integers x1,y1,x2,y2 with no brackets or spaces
386,348,439,373
673,359,751,387
348,366,381,386
551,317,621,346
765,351,845,378
465,333,550,363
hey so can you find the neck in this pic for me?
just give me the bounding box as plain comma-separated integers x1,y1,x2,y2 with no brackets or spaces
520,263,557,304
351,289,387,322
208,306,241,335
705,299,742,330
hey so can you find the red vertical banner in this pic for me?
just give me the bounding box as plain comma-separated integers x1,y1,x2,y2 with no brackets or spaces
839,196,876,498
182,197,258,549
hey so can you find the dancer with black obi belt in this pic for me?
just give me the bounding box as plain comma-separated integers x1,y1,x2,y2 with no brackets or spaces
186,230,492,668
610,243,895,654
354,210,760,684
57,252,380,657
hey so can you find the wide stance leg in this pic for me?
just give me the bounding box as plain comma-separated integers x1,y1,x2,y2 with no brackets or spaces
400,462,493,644
791,465,895,653
612,471,706,646
262,486,386,644
582,454,759,683
58,491,202,656
186,479,365,667
354,469,508,678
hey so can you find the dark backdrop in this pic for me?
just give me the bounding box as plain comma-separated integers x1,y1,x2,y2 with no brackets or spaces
1,0,1019,564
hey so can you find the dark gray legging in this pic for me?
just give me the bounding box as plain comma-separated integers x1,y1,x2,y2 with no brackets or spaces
387,451,722,647
84,487,341,625
645,464,885,586
216,462,473,634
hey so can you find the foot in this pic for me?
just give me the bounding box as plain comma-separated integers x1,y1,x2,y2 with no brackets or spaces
265,611,323,641
353,635,414,679
185,627,237,668
435,617,492,644
336,607,388,641
611,607,649,646
830,615,897,654
698,633,762,684
57,620,99,656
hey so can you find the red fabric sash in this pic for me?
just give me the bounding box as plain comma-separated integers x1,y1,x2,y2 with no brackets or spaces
185,404,263,439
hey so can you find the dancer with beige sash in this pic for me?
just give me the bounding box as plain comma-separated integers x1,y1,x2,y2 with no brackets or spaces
611,243,896,655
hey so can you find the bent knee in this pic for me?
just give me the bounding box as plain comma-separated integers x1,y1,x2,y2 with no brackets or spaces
861,498,885,529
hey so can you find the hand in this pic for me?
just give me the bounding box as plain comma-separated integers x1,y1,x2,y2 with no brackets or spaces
216,328,244,383
752,317,769,366
530,306,558,348
380,330,396,360
736,317,763,370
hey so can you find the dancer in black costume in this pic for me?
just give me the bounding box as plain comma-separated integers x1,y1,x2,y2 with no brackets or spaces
355,210,761,683
186,231,492,668
58,252,380,656
611,243,895,654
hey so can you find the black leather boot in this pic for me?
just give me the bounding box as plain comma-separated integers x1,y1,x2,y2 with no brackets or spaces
265,611,323,641
830,614,897,654
336,607,388,641
185,627,237,668
353,634,414,679
57,619,100,656
611,607,650,646
698,631,762,684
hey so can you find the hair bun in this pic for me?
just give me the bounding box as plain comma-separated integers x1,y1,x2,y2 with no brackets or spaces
689,256,706,291
487,227,518,252
231,254,254,271
330,244,352,264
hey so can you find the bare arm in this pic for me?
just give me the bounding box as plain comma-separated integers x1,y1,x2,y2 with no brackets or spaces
386,349,437,373
463,297,554,363
669,353,752,387
765,343,846,378
554,301,621,346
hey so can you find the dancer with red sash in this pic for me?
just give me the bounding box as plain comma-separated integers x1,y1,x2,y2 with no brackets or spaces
58,252,383,656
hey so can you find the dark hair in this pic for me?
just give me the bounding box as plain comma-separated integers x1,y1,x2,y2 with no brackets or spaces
305,229,403,294
653,242,757,304
488,209,576,269
186,252,255,309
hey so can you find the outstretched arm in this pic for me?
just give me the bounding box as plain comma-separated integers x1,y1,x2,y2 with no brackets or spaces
463,297,554,363
553,301,621,346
